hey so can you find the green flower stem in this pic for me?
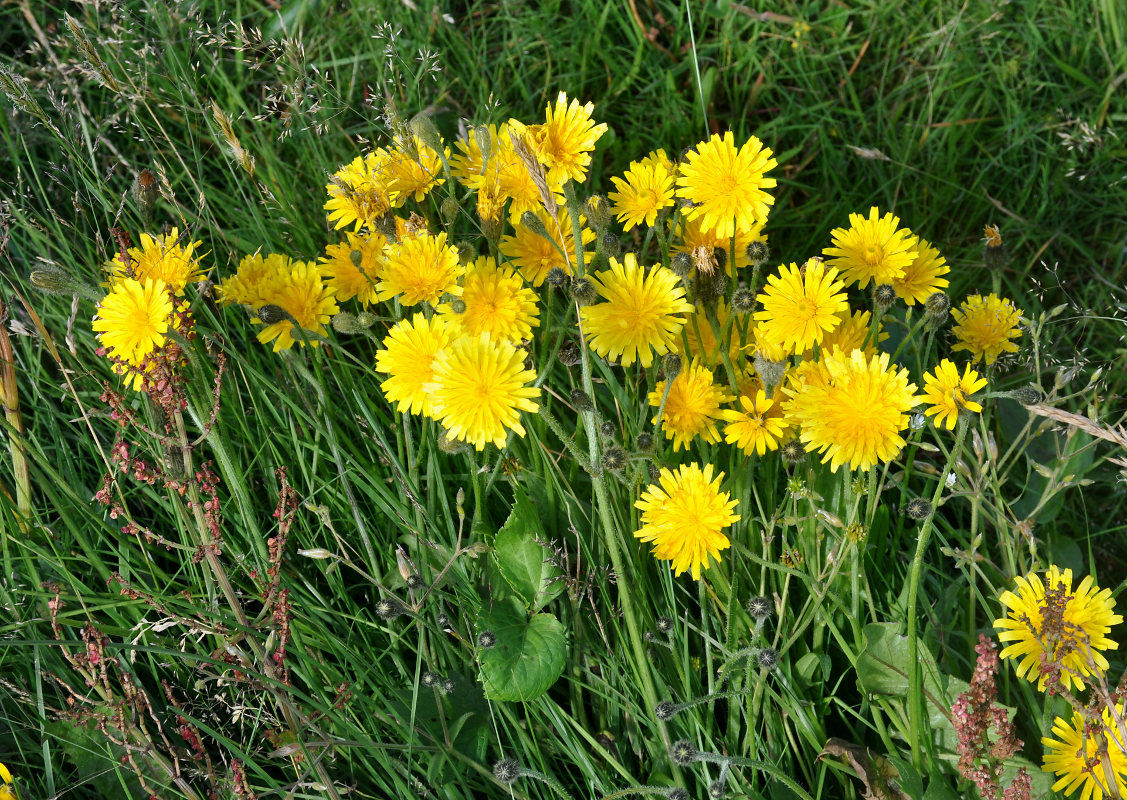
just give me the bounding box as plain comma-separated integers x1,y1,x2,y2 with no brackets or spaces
691,750,816,800
564,183,588,278
905,413,969,770
600,787,683,800
538,404,594,472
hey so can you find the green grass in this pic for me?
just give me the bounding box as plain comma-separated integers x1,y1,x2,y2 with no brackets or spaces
1,1,1126,798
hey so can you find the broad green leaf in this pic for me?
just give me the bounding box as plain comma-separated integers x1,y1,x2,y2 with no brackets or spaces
493,490,564,611
477,597,566,701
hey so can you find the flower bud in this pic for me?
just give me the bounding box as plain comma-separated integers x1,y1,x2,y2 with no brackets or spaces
731,287,755,313
570,389,595,413
569,276,598,306
654,701,679,721
408,113,445,156
635,432,654,452
756,647,779,670
873,283,897,312
585,194,611,233
670,739,699,766
747,596,772,620
545,267,568,288
477,630,498,649
602,447,627,472
331,312,362,335
746,240,769,267
925,292,950,326
492,758,520,785
558,339,583,366
440,196,460,226
906,498,932,520
669,251,693,277
662,353,682,381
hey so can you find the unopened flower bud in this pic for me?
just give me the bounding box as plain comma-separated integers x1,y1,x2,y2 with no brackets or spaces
448,297,467,314
601,231,621,260
647,463,661,482
546,267,568,288
873,283,897,311
731,287,755,313
356,311,377,329
558,339,583,366
780,439,806,465
132,169,160,224
669,251,692,277
662,353,682,381
30,265,95,298
925,292,950,325
440,196,460,226
746,240,769,266
602,447,627,472
422,670,442,688
570,276,598,306
654,701,679,721
376,596,407,621
331,312,362,335
753,353,787,397
599,421,617,438
570,389,594,413
477,630,497,649
635,432,654,452
984,224,1008,270
492,758,520,785
258,304,289,325
747,595,772,620
350,249,364,268
670,739,699,766
456,243,476,265
1011,386,1043,405
437,430,468,454
585,194,611,233
473,125,494,163
406,574,426,591
520,210,553,241
656,616,673,634
408,113,445,156
756,647,779,670
906,498,932,520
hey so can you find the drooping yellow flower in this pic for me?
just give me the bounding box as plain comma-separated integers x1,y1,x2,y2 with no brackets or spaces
252,260,339,352
376,313,456,418
425,333,540,450
106,228,208,294
721,388,790,456
784,349,919,472
92,277,176,390
319,231,388,308
921,359,987,430
893,237,950,305
994,565,1122,693
823,207,918,288
439,256,539,343
634,462,741,580
580,254,694,368
215,251,293,308
608,154,675,230
325,151,394,231
384,135,449,202
499,207,594,286
951,293,1023,365
676,131,777,240
648,359,733,451
516,91,608,185
1042,704,1127,800
680,301,741,368
376,231,464,306
753,260,849,356
672,214,765,275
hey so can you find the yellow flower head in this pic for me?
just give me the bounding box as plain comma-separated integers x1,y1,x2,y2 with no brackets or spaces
648,359,733,451
753,260,849,356
817,308,885,360
376,313,457,418
634,462,741,580
451,123,497,187
581,253,694,368
517,91,608,185
951,293,1023,365
995,565,1122,693
93,277,182,391
823,207,918,288
721,388,790,456
672,214,765,275
439,256,540,343
0,762,14,800
499,207,594,286
252,260,339,352
922,359,987,430
676,131,777,240
608,153,676,230
377,231,464,306
215,251,293,308
1042,703,1127,800
385,135,449,203
106,228,208,294
784,349,919,472
319,231,388,308
425,333,540,451
325,151,394,231
893,237,950,305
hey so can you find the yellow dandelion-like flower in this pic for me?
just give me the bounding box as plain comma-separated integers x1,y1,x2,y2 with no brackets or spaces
951,293,1023,365
384,136,449,203
748,320,790,363
319,232,388,308
499,207,594,286
477,182,506,225
784,349,919,472
517,91,608,185
451,124,496,186
215,251,293,308
325,151,394,231
894,237,950,305
106,228,208,294
375,313,457,418
753,260,849,356
994,565,1122,693
608,156,675,230
721,388,790,456
92,277,175,391
581,254,694,368
672,213,765,275
648,359,733,451
921,359,987,430
439,256,540,343
634,462,741,580
253,260,339,352
676,131,778,240
1043,704,1127,800
425,333,541,451
679,301,741,368
823,207,918,288
376,231,464,306
816,308,885,359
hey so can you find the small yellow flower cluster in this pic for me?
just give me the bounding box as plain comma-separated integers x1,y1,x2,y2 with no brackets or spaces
994,567,1127,799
